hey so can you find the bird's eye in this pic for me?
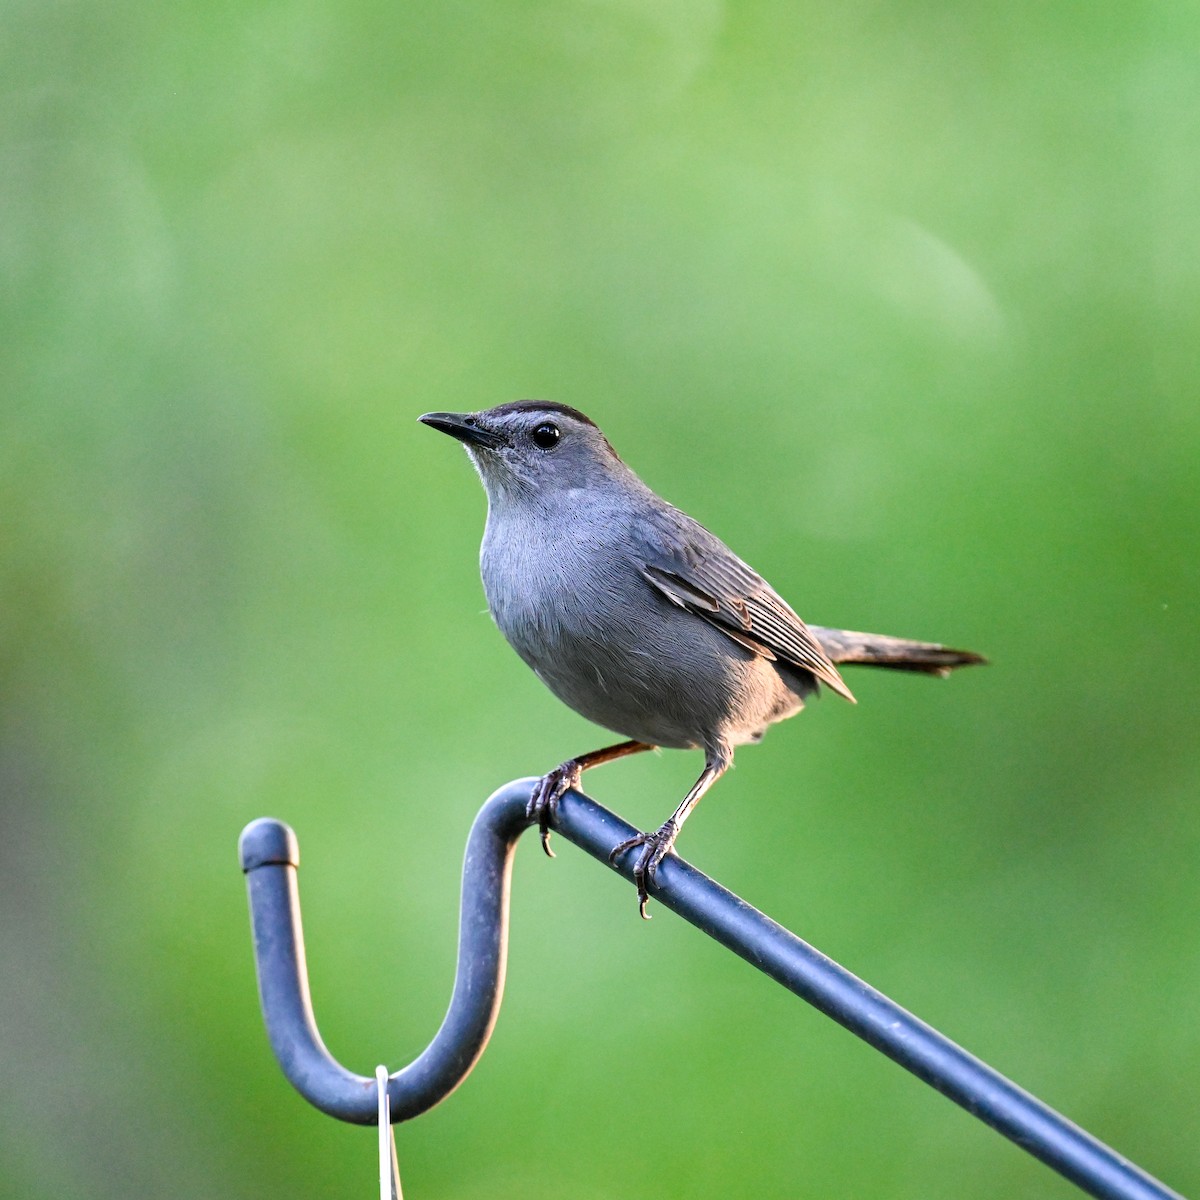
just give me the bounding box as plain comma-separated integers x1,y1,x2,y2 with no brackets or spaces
531,422,560,449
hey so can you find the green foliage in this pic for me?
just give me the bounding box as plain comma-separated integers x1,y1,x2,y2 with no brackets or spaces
2,2,1197,1197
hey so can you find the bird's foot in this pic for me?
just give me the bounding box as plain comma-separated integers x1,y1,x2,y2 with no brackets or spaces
608,822,679,919
526,760,583,857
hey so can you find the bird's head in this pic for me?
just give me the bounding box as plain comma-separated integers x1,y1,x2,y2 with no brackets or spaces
419,401,630,503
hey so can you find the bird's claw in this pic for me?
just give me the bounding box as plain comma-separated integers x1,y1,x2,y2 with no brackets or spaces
525,761,582,857
609,825,676,919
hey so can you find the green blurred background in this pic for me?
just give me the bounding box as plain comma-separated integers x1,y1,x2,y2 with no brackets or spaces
2,2,1197,1197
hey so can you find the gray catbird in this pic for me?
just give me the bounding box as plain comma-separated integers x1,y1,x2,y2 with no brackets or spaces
421,401,984,916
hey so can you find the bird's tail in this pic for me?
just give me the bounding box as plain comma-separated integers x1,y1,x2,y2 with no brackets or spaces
811,628,986,678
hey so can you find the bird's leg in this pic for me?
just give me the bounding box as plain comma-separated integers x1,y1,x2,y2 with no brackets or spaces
528,740,655,857
609,750,731,919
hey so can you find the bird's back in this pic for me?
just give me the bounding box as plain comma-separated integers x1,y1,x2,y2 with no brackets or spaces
480,485,817,752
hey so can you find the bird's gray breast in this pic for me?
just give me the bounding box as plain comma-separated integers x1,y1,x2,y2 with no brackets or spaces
479,501,804,750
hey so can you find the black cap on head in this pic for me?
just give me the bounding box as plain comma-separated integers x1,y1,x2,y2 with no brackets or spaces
486,400,600,429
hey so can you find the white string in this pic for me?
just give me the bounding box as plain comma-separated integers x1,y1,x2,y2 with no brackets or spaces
376,1066,402,1200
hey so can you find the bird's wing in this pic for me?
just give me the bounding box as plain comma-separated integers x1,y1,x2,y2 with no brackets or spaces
637,507,856,703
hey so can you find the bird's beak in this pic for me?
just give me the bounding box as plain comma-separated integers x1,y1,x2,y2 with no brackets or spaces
418,411,507,450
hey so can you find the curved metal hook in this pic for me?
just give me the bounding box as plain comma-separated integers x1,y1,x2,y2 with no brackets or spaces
238,778,535,1124
239,780,1183,1200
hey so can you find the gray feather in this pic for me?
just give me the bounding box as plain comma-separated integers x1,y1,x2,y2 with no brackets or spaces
637,506,856,702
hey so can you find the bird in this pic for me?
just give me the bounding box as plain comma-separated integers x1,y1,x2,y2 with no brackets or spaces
420,401,984,916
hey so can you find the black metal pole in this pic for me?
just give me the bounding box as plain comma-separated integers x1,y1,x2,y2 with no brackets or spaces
239,779,1185,1200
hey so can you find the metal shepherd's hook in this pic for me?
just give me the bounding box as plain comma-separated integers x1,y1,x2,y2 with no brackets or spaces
239,779,1184,1200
